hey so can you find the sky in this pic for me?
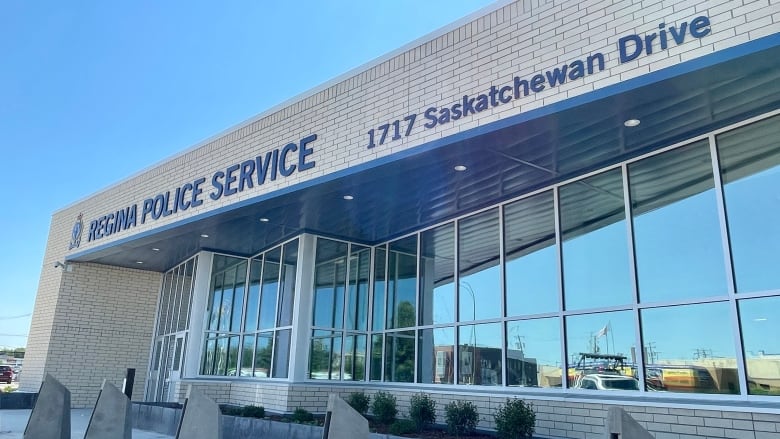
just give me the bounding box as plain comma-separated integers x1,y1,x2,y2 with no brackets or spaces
0,0,500,349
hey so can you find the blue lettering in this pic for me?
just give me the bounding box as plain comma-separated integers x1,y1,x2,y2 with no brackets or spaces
279,143,297,177
127,204,137,228
619,34,643,63
545,65,567,87
514,76,529,98
586,53,604,74
669,22,688,44
88,220,98,242
461,95,476,117
141,198,154,224
238,160,255,191
210,171,225,200
179,183,192,211
498,86,512,104
298,134,316,172
223,164,239,197
161,191,173,217
424,107,438,128
192,178,205,207
530,74,545,92
152,194,165,219
689,16,710,38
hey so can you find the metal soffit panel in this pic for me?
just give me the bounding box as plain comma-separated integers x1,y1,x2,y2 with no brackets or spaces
70,37,780,271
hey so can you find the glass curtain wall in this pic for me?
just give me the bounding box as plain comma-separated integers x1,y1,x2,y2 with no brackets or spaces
307,112,780,399
201,238,299,378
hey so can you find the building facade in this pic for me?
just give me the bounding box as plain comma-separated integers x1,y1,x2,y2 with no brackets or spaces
24,0,780,437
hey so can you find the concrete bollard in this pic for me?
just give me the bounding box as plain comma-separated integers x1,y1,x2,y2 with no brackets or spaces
85,380,132,439
176,386,222,439
606,406,654,439
24,374,71,439
322,393,369,439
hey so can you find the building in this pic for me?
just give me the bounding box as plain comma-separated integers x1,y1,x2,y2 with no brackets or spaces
23,0,780,437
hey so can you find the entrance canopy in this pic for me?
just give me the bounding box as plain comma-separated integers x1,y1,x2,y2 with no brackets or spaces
69,34,780,272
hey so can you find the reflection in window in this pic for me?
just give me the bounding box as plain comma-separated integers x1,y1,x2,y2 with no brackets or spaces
387,237,417,329
641,303,738,394
420,224,455,325
458,323,502,386
241,335,255,377
459,209,501,321
344,334,367,381
565,310,637,391
630,141,727,303
347,246,370,331
277,240,299,327
273,329,291,378
309,330,341,380
372,248,387,332
718,115,780,293
259,248,281,330
254,333,273,378
370,334,383,381
385,331,415,382
418,327,454,384
312,239,348,328
504,191,558,316
244,258,262,331
560,169,632,310
739,297,780,396
506,318,561,387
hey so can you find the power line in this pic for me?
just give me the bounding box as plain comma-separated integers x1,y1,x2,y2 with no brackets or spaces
0,334,28,337
0,313,32,320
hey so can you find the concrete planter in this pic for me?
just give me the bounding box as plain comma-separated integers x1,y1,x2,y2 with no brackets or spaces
0,391,37,409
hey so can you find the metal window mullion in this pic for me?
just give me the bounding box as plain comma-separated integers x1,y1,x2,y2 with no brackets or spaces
623,163,647,393
341,244,352,381
453,218,460,384
498,204,507,387
269,246,285,378
554,187,568,390
237,258,252,375
414,233,420,383
709,132,749,397
365,247,375,381
382,244,389,381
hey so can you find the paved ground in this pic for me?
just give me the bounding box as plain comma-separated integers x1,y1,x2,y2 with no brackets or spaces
0,408,172,438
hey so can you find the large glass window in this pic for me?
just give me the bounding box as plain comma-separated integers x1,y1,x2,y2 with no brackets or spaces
387,236,417,329
420,224,455,325
312,239,348,328
506,317,561,388
739,297,780,396
258,248,281,330
560,169,633,310
630,141,728,303
458,323,502,385
372,248,387,332
504,191,558,316
641,303,739,394
565,310,638,391
384,330,415,382
418,327,454,384
459,209,501,321
718,115,780,294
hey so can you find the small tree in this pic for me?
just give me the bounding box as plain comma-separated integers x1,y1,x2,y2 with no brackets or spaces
409,392,436,431
494,398,535,438
444,400,479,438
371,391,398,425
345,392,370,415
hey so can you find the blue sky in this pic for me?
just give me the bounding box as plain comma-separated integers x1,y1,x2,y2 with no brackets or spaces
0,0,499,349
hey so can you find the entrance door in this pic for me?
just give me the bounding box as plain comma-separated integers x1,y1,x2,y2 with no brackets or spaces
165,334,186,402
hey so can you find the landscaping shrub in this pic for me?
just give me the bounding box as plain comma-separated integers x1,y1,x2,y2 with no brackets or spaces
291,407,315,424
494,398,535,438
444,400,479,438
220,405,243,416
346,391,370,415
371,391,398,425
241,405,265,419
409,392,436,431
389,419,418,435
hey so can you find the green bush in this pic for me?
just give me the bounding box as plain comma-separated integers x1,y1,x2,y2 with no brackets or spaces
444,400,479,438
409,392,436,431
345,392,370,415
371,391,397,425
389,419,418,435
220,405,243,416
291,407,315,424
241,405,265,419
494,398,535,438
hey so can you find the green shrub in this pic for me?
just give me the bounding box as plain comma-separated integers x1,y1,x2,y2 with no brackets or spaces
371,391,397,425
220,405,243,416
494,398,535,438
345,392,370,415
444,400,479,438
409,392,436,431
241,405,265,419
389,419,418,435
291,407,315,424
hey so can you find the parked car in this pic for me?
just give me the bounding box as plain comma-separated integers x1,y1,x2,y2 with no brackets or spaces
0,365,13,384
576,373,640,390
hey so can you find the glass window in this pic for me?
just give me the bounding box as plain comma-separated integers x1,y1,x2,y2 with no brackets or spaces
504,191,559,316
387,237,417,329
347,246,370,331
218,268,235,332
273,329,291,378
372,247,387,331
231,267,246,332
459,209,501,321
277,240,298,326
258,248,281,330
384,330,415,382
202,338,215,375
344,334,367,381
313,239,348,328
641,303,739,394
565,310,637,391
418,327,454,384
718,115,780,293
458,323,502,386
309,330,342,380
420,224,455,325
244,258,262,331
560,169,633,310
739,297,780,396
370,334,383,381
630,141,728,303
207,273,223,330
226,336,240,376
215,337,228,375
254,333,273,378
506,317,561,388
241,335,255,377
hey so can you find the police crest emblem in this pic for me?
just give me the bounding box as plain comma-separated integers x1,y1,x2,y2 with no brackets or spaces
69,213,84,250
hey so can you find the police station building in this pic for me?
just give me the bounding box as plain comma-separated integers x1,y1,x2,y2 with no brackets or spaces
23,0,780,436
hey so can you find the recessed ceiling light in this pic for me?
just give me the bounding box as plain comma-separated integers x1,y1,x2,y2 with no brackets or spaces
624,119,641,127
754,318,768,322
259,217,269,222
454,165,468,172
136,261,144,264
200,234,209,238
343,195,354,200
151,248,160,252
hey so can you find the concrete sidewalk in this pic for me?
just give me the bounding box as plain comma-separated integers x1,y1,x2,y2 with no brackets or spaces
0,408,172,438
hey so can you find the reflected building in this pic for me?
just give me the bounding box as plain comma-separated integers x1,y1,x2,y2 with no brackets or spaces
22,0,780,436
